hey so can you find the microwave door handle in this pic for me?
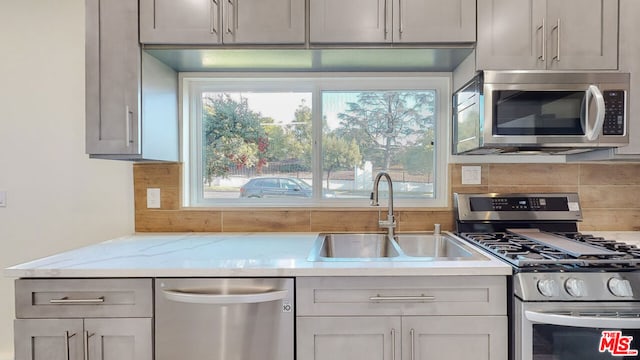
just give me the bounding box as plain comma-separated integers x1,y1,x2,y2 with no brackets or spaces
525,310,640,329
585,85,605,141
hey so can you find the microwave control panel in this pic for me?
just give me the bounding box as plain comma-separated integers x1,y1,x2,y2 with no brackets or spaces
602,90,626,136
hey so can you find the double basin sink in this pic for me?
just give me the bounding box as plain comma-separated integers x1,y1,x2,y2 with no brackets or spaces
307,232,487,262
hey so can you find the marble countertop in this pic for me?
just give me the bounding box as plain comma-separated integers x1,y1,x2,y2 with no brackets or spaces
4,232,513,278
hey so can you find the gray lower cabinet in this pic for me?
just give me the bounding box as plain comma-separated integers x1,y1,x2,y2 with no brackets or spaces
13,279,153,360
139,0,306,44
296,276,507,360
402,316,507,360
14,318,151,360
477,0,618,70
297,316,506,360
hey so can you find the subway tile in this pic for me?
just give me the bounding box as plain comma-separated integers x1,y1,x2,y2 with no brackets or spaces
310,211,380,232
488,185,579,194
580,209,640,231
579,185,640,209
580,164,640,185
135,210,222,232
223,210,310,232
488,164,579,186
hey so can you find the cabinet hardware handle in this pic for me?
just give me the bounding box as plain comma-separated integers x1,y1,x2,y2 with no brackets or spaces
50,296,105,304
162,288,288,304
391,328,396,360
383,0,388,39
226,0,233,34
210,0,218,34
369,295,435,302
83,331,89,360
64,331,76,360
398,0,403,37
552,18,560,62
410,328,416,360
83,331,95,360
125,106,134,146
537,18,546,62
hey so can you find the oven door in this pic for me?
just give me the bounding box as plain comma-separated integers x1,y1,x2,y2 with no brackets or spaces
516,300,640,360
484,83,607,147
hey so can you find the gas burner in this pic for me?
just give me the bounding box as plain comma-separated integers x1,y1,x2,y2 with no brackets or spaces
455,193,640,271
458,230,640,270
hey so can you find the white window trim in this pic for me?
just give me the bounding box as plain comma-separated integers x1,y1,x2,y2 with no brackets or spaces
180,72,451,208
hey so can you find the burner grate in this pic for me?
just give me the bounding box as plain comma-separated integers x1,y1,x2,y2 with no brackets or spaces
459,231,640,270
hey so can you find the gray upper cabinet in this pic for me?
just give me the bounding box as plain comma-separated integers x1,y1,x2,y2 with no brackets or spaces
85,0,140,157
86,0,178,161
140,0,306,45
310,0,475,44
477,0,619,70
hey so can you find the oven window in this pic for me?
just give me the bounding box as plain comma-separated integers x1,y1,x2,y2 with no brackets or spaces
533,325,640,359
493,91,585,135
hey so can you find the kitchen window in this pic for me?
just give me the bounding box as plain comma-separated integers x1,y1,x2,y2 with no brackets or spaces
182,74,449,207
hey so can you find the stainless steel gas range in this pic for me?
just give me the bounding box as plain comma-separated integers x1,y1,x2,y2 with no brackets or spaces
454,193,640,360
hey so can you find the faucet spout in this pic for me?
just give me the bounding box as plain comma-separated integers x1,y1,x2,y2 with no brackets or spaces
371,172,396,239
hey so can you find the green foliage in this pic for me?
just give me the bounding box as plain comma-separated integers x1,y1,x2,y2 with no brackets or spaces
202,94,267,181
323,135,362,187
335,91,435,170
398,128,435,179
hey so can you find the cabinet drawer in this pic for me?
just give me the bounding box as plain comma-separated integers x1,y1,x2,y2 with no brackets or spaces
296,276,506,316
15,279,152,318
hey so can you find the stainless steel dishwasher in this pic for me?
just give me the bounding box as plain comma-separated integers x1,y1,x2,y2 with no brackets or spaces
155,278,294,360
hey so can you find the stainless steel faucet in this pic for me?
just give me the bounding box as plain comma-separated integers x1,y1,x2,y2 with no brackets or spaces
370,172,396,239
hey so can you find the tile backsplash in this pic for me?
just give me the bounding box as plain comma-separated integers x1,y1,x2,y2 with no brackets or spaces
134,163,640,232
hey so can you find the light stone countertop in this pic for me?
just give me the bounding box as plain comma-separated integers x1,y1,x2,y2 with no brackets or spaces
4,232,513,278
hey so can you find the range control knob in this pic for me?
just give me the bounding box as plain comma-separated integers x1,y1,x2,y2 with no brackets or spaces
564,278,587,297
608,278,634,297
537,279,560,297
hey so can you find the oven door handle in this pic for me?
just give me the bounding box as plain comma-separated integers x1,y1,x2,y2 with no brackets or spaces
525,310,640,329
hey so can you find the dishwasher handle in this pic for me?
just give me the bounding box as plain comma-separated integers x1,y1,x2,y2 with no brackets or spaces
161,288,289,305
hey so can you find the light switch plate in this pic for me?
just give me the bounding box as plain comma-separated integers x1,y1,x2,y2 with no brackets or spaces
0,190,6,207
461,166,482,185
147,188,161,208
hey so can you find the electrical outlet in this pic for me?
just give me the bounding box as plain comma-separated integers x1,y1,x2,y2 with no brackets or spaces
147,188,161,208
461,166,482,185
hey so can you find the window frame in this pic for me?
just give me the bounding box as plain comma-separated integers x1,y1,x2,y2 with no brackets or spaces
181,72,451,208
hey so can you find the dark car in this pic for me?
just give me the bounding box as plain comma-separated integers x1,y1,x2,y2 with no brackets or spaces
239,177,313,198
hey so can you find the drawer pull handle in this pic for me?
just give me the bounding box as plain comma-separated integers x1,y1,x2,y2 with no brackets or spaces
50,296,105,304
369,295,436,302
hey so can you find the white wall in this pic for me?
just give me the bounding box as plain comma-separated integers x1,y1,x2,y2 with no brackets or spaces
0,1,135,358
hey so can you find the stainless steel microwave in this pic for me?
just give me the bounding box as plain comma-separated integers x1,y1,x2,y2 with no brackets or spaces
453,71,630,155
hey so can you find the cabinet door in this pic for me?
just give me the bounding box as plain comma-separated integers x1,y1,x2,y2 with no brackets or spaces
402,316,507,360
14,319,83,360
310,0,392,43
223,0,305,44
546,0,618,70
85,0,141,155
139,0,221,44
393,0,476,43
476,0,546,70
297,317,401,360
85,318,152,360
